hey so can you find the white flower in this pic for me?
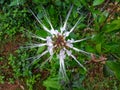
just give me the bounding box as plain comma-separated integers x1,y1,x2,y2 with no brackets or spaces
26,6,93,80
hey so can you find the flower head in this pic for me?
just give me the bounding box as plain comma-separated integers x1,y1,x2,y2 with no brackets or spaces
27,6,92,80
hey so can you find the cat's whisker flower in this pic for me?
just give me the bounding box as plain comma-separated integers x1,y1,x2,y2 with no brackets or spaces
27,6,93,80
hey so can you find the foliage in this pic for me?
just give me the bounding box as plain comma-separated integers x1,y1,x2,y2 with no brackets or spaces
0,0,120,90
107,61,120,80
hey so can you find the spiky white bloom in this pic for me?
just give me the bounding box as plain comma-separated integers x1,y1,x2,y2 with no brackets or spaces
27,6,92,80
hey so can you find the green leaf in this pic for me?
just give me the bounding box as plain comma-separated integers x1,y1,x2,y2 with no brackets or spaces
37,46,45,54
96,43,101,53
55,0,62,6
43,77,61,89
103,65,114,77
9,0,18,6
99,11,109,24
32,0,40,3
93,0,104,6
35,28,47,38
106,61,120,80
80,0,87,7
49,5,55,15
104,43,120,53
73,0,81,6
104,19,120,33
0,0,4,4
9,0,25,6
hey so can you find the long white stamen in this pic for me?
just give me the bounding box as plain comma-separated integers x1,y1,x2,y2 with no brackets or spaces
29,9,52,34
45,16,54,31
44,15,54,31
59,56,67,79
70,54,86,71
61,5,73,33
42,7,55,31
71,37,91,43
65,49,86,70
66,17,82,37
59,49,68,79
24,43,46,48
69,46,91,55
40,54,53,68
26,31,46,41
32,35,46,41
65,14,88,37
27,50,48,61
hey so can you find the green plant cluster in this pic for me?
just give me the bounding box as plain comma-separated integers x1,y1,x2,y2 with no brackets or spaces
0,0,120,90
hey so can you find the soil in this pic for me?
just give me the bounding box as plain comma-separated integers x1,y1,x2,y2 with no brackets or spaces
0,81,24,90
0,34,47,90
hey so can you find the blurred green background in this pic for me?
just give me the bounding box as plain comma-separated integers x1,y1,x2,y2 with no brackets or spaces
0,0,120,90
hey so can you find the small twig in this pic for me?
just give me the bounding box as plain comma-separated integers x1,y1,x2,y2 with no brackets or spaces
100,0,110,12
85,54,107,64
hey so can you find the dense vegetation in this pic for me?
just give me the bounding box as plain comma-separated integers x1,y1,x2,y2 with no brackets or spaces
0,0,120,90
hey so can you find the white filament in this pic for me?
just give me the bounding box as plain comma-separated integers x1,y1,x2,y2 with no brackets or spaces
29,9,52,34
61,5,73,33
